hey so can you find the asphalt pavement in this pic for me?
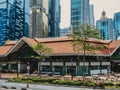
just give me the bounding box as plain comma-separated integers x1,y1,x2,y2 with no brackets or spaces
0,79,117,90
0,79,97,90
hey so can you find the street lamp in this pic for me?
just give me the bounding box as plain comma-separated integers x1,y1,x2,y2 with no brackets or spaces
27,62,30,77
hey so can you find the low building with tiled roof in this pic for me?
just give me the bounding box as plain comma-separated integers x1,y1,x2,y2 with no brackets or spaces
0,37,120,75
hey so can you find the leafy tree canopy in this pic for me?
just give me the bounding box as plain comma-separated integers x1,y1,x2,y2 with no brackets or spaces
69,24,106,54
33,42,52,55
32,42,52,59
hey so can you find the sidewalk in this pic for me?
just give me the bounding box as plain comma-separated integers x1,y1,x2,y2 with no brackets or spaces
0,73,24,79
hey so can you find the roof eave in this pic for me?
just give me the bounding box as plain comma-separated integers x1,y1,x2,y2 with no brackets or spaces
45,53,109,57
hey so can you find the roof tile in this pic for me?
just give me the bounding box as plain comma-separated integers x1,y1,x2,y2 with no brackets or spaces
0,37,120,56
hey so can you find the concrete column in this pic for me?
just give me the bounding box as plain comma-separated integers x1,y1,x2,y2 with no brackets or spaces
76,61,79,76
18,62,20,73
50,61,52,72
100,61,102,74
39,62,42,72
38,62,40,71
63,61,66,75
52,66,55,73
88,61,91,75
8,64,11,70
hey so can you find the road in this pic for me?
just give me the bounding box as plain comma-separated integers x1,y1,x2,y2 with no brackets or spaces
0,79,106,90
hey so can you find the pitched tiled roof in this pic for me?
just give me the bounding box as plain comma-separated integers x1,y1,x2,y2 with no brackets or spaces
43,40,110,56
0,44,15,56
0,37,120,57
109,40,120,55
5,41,17,45
23,37,38,46
34,37,71,43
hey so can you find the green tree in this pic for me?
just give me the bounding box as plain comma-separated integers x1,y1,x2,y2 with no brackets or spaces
69,24,106,84
33,42,52,59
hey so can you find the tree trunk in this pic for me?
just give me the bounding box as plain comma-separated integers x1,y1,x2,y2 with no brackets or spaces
83,41,86,85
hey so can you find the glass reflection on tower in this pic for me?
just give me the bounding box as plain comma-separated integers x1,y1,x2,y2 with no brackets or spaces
0,0,30,45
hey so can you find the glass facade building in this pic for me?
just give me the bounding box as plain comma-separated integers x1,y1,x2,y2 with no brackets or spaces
96,11,113,40
0,0,30,45
114,12,120,40
48,0,60,37
24,0,30,37
71,0,90,30
60,27,72,37
30,0,48,38
89,4,94,26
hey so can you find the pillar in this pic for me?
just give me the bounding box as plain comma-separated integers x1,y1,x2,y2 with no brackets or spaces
52,66,55,73
76,61,79,76
63,61,66,75
8,64,11,70
100,60,102,74
18,62,20,73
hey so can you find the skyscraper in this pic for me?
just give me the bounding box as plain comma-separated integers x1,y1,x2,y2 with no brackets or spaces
24,0,30,37
30,0,48,38
71,0,90,30
0,0,30,45
89,4,94,26
114,12,120,40
60,27,72,37
96,11,113,40
49,0,60,37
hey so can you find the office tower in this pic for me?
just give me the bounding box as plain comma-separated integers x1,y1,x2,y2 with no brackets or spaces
89,4,95,26
114,12,120,40
24,0,30,37
49,0,60,37
71,0,90,30
0,0,30,45
30,0,48,38
60,26,72,37
96,11,113,40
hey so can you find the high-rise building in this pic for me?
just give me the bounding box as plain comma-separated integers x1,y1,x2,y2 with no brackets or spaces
0,0,30,45
30,0,48,38
113,12,120,40
71,0,90,30
60,26,72,37
49,0,60,37
24,0,30,37
96,11,113,40
89,4,94,26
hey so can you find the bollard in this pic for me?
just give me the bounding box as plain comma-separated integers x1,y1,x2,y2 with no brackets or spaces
26,83,29,88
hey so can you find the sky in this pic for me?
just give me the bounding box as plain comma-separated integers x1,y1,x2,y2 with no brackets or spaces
60,0,120,28
90,0,120,21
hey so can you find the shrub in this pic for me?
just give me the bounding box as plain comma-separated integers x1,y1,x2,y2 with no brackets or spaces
13,78,22,82
32,78,56,83
116,83,120,87
53,80,65,85
84,81,95,87
103,82,114,86
53,80,83,86
32,78,41,82
21,77,30,81
71,81,83,86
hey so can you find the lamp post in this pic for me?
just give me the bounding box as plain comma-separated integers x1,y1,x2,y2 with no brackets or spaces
27,62,30,77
